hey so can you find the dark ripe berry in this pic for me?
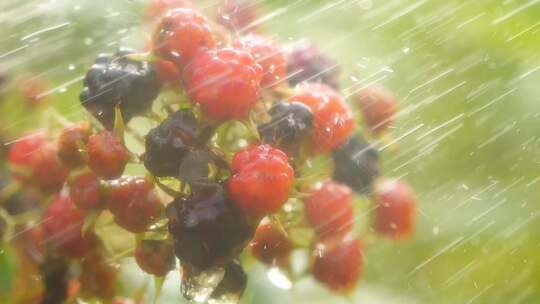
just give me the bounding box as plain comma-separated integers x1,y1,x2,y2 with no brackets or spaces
286,42,341,89
210,259,247,302
217,0,259,31
332,135,379,194
154,59,182,87
69,172,105,210
183,48,263,121
357,85,398,135
143,109,199,177
87,131,130,180
258,101,313,152
228,144,294,218
249,219,292,265
312,235,363,293
107,176,163,233
304,181,354,238
233,34,287,88
42,193,99,258
57,122,91,168
289,83,354,152
40,257,69,304
166,184,254,270
153,8,216,68
80,48,160,129
145,0,192,21
374,178,416,240
8,131,47,182
134,240,176,276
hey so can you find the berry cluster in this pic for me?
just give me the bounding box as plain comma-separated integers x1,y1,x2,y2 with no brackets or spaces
0,0,418,303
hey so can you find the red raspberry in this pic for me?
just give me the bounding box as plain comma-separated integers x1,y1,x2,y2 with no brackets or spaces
87,131,130,180
304,181,354,238
249,219,292,265
217,0,259,31
8,131,47,182
312,235,363,293
228,144,294,218
183,48,263,121
57,122,91,168
231,143,287,172
9,133,68,192
42,193,98,258
107,176,163,233
153,8,216,68
374,178,416,240
233,34,287,88
357,85,398,134
145,0,192,21
154,59,182,87
69,172,105,210
289,83,354,152
134,240,176,276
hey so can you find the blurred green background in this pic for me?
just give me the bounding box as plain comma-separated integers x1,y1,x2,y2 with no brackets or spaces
0,0,539,303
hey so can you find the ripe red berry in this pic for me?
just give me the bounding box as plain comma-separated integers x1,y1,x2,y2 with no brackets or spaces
249,219,292,265
304,181,354,238
107,176,163,233
217,0,259,31
57,122,91,168
153,8,216,68
183,48,263,121
9,133,68,192
134,240,176,276
374,178,416,240
357,85,398,134
87,131,130,180
42,193,98,258
69,172,105,210
154,59,182,87
228,144,294,218
145,0,192,21
312,235,363,293
233,34,287,88
289,83,354,152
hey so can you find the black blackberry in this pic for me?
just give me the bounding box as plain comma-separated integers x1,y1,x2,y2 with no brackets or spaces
286,42,341,89
258,101,313,151
210,259,247,302
80,47,160,129
143,109,199,177
332,135,379,194
166,184,254,270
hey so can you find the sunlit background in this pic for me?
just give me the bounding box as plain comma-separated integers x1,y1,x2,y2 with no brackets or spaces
0,0,539,303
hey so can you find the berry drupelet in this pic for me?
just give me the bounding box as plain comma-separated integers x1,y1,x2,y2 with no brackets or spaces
166,184,254,270
289,83,354,152
286,42,341,89
69,172,105,210
79,48,160,129
249,219,292,265
312,235,363,293
153,8,216,68
135,239,176,276
107,176,163,233
304,181,354,238
87,131,130,180
357,85,398,135
233,34,288,88
228,144,294,218
258,101,313,152
182,47,263,121
332,135,379,194
374,178,416,240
